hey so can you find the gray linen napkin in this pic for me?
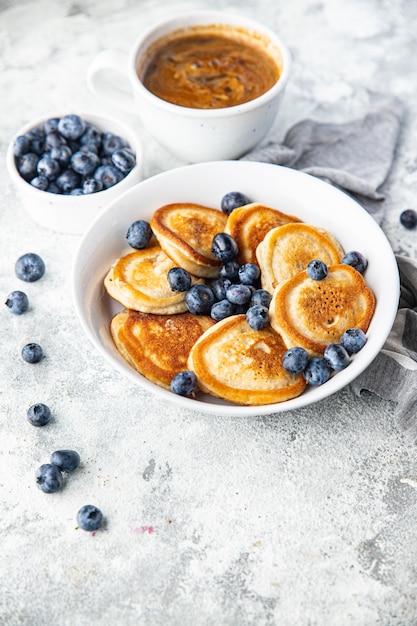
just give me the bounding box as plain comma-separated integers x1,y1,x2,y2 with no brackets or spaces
241,93,417,439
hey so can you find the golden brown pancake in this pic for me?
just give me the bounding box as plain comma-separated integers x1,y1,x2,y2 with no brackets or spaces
269,263,376,356
111,309,215,390
150,203,228,278
256,222,345,294
225,202,302,264
187,314,306,405
104,245,203,314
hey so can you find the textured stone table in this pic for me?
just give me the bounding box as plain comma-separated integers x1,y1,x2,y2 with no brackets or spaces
1,1,417,625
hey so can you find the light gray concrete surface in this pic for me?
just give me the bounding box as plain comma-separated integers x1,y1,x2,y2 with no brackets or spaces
1,1,417,624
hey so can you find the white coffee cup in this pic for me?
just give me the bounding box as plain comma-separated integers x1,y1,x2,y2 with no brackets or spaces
87,11,291,163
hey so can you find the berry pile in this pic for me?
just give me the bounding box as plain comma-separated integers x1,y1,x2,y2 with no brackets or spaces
13,113,136,195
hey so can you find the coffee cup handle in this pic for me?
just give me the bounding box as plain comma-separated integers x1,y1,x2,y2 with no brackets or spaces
87,50,138,115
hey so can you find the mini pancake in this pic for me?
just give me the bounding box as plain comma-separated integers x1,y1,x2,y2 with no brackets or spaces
269,263,376,356
150,203,228,278
225,202,302,264
104,245,203,314
111,309,215,390
256,222,345,294
187,314,306,405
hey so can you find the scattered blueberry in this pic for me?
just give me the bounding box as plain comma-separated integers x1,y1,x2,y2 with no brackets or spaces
5,290,29,314
170,370,198,397
220,191,251,216
226,283,252,306
27,403,52,427
282,347,309,374
307,259,328,281
77,504,104,532
185,284,215,315
35,463,63,494
250,289,272,309
218,260,240,282
246,304,269,330
238,263,260,286
400,209,417,230
71,149,100,176
303,358,331,386
340,328,367,353
211,298,235,321
167,267,192,292
212,233,239,262
323,343,350,371
50,450,80,473
15,253,45,282
22,342,43,364
126,220,152,249
341,251,367,274
57,114,86,140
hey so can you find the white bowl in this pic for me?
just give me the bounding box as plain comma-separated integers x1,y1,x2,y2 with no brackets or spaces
6,110,143,234
72,161,399,417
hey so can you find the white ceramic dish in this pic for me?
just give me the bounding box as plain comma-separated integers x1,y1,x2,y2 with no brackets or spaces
6,110,143,234
72,161,399,416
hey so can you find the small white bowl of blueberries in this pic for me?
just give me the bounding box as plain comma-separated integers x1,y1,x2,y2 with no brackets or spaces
6,111,143,234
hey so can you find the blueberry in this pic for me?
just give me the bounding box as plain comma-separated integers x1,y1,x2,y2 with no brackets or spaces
94,164,124,189
238,263,260,286
58,114,86,140
167,267,192,292
226,283,252,305
13,135,30,157
46,183,61,194
111,147,136,173
30,175,49,191
35,463,63,493
400,209,417,230
341,251,367,274
16,152,39,180
185,284,215,315
218,260,240,282
43,118,59,134
282,347,309,374
306,259,328,281
37,155,61,180
27,403,52,427
50,450,80,473
102,133,125,156
303,358,331,385
126,220,152,249
220,191,251,216
212,233,239,262
340,328,367,353
250,289,272,309
15,253,45,282
28,132,45,156
22,343,43,364
210,277,232,301
210,298,235,321
170,370,198,397
83,178,104,194
323,343,350,371
71,150,100,176
45,129,67,150
56,168,81,194
80,125,102,151
50,145,72,168
246,304,269,330
69,188,84,196
5,290,29,315
77,504,104,532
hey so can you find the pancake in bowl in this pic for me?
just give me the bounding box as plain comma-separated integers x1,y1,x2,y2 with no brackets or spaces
187,314,306,405
111,309,215,390
225,202,302,264
256,222,345,294
104,245,203,314
150,203,227,278
269,263,376,356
